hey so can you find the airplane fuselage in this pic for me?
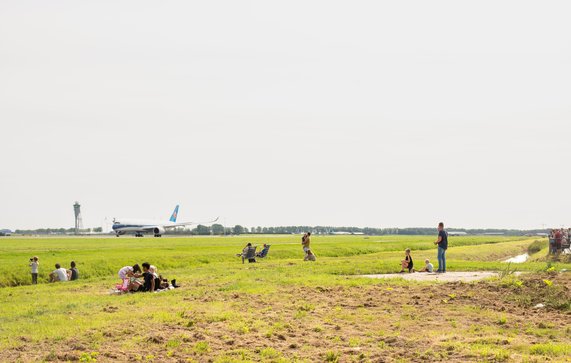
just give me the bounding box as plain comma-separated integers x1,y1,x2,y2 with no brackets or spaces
111,205,217,237
112,219,177,237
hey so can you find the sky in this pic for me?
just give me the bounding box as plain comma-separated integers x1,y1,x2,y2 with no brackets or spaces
0,1,570,231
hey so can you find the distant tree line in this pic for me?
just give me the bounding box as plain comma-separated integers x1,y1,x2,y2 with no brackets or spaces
12,225,546,236
15,227,103,234
172,225,546,236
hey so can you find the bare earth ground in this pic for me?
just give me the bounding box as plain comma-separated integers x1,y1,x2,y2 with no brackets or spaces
2,274,570,362
359,271,503,282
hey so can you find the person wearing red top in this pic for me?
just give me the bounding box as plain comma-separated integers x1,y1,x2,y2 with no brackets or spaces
554,230,562,251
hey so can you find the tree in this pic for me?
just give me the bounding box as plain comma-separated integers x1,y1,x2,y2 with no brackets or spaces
194,225,211,235
211,224,225,235
233,225,244,235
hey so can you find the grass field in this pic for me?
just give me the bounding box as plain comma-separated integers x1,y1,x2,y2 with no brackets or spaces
0,235,570,362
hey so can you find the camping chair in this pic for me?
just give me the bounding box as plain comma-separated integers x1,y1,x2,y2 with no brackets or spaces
242,246,257,264
256,245,271,258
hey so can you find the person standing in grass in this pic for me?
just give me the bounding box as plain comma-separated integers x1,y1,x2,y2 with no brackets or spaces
548,230,556,255
29,256,39,284
554,229,562,253
434,222,448,273
302,232,311,259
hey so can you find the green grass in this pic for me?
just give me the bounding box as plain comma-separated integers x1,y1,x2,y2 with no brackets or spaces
0,234,569,361
0,234,555,288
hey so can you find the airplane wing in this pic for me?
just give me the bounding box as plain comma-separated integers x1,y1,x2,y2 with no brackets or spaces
164,217,220,229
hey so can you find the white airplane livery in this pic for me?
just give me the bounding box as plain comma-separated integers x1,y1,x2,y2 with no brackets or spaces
112,205,218,237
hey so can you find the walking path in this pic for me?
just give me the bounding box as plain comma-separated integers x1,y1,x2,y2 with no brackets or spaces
359,271,501,282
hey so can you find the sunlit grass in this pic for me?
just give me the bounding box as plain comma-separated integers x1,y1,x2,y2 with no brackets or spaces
0,234,569,361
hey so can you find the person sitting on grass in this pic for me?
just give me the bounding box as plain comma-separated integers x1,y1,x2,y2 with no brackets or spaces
150,265,159,280
49,263,69,282
256,244,271,258
69,261,79,281
238,242,253,254
149,265,168,290
140,262,160,292
237,243,257,263
304,249,316,261
418,258,434,273
400,248,414,273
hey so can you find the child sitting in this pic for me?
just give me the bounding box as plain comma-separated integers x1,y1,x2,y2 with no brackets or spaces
400,248,414,273
304,249,316,261
419,259,434,272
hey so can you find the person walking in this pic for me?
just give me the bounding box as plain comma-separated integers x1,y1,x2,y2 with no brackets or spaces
434,222,448,273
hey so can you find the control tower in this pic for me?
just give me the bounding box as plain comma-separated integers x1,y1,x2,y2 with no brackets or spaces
73,202,83,235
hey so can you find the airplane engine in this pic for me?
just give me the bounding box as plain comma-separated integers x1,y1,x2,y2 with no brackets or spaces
153,227,165,236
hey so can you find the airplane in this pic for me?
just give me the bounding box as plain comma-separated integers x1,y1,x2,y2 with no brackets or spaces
112,205,218,237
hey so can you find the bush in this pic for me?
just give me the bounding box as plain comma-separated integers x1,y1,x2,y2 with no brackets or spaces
325,351,340,362
530,343,571,357
527,240,545,255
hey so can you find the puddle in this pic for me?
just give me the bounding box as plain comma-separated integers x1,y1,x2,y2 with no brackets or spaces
503,253,529,263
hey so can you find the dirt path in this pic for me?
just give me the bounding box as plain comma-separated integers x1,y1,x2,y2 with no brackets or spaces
359,271,502,282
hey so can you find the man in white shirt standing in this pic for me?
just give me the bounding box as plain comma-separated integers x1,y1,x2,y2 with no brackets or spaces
49,263,69,282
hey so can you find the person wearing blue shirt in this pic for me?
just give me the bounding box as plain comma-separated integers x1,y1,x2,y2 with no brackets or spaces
434,222,448,273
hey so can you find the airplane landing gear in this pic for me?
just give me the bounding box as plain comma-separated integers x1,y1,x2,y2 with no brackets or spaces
154,234,162,238
135,233,144,237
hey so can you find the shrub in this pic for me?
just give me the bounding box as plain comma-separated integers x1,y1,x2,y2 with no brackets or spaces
194,342,210,354
325,351,340,362
530,343,571,356
527,240,545,255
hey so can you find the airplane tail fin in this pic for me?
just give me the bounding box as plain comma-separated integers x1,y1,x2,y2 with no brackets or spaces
169,205,179,222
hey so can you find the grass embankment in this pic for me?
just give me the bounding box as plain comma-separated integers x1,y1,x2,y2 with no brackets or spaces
0,235,569,362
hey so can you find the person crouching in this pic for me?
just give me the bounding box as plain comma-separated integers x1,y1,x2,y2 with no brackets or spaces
400,248,414,273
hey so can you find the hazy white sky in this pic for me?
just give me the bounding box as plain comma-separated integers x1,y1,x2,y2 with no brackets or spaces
1,1,570,230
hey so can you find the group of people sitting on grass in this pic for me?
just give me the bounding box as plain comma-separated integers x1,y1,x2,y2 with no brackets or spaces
28,256,79,284
236,243,271,263
235,233,317,263
549,228,571,254
399,249,436,273
115,262,179,293
49,261,79,282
